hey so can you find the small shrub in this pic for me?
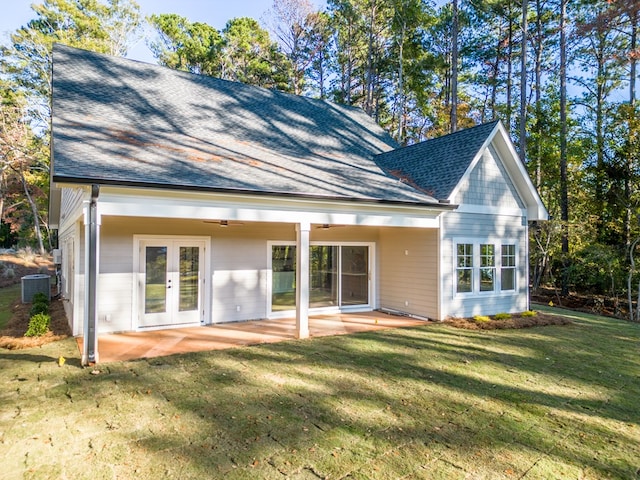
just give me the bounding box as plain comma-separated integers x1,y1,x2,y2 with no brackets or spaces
521,310,538,317
473,315,491,323
25,313,51,337
2,266,15,279
17,246,37,263
494,312,512,320
30,301,49,317
32,292,49,304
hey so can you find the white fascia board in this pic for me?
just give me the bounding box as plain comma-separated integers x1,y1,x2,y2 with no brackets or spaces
491,124,549,221
96,186,447,228
455,204,526,217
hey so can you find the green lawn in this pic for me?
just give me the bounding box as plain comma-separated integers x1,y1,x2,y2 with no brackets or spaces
1,306,638,479
0,283,20,330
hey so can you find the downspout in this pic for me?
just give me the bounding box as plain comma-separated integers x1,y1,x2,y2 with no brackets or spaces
82,184,100,365
524,216,530,312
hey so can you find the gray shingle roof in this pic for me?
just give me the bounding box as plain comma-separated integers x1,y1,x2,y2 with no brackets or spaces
52,44,443,206
375,121,500,200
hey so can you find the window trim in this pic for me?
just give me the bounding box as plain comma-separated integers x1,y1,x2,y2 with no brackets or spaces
453,238,518,296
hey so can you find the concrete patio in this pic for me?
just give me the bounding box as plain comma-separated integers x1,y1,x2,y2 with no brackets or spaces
77,311,428,363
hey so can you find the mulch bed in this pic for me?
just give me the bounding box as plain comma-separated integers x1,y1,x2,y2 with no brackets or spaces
445,312,572,330
0,296,71,349
0,253,71,349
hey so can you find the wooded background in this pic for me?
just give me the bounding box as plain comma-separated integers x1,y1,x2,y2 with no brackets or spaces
1,0,638,317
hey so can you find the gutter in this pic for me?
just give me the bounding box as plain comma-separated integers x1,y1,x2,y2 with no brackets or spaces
51,176,459,211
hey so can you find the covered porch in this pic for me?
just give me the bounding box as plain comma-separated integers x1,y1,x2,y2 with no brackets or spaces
77,311,427,363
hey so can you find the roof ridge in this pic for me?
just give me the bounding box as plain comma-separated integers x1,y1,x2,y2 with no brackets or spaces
377,120,500,158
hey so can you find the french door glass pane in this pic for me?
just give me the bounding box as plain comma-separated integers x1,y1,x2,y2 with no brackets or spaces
179,246,199,312
310,246,337,307
272,245,296,311
145,246,167,314
341,246,368,305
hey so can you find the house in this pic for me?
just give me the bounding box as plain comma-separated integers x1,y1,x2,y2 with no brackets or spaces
49,44,548,364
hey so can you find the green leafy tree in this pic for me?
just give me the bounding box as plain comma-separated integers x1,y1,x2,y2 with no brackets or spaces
221,17,291,91
0,0,142,252
263,0,322,95
148,14,222,75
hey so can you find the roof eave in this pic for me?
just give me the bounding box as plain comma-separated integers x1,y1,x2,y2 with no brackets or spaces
51,175,458,211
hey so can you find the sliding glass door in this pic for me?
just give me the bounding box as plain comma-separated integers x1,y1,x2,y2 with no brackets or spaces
270,244,370,312
341,246,369,306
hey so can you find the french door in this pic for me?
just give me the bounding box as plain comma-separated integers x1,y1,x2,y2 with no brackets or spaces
138,238,205,328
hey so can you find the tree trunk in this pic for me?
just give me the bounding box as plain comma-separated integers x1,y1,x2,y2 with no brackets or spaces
628,237,639,321
534,0,543,189
489,23,504,122
17,168,45,255
625,7,637,249
451,0,458,133
506,0,514,129
560,0,570,296
519,0,528,162
397,34,405,142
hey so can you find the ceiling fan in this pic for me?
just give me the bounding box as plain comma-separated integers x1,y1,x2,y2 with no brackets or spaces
315,224,348,229
204,220,244,227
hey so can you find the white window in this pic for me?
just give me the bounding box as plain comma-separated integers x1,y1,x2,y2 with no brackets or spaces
456,243,473,293
501,244,516,291
479,244,495,292
454,240,517,295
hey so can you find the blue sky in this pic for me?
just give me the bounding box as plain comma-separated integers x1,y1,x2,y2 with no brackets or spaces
1,0,327,64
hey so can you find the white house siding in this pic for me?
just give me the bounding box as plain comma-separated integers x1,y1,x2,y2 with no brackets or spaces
440,145,529,319
378,228,439,319
58,221,81,334
455,145,524,209
440,211,528,319
59,187,87,229
212,225,380,323
211,223,295,323
93,218,385,333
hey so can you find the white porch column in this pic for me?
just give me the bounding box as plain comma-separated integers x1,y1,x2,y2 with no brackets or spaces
82,185,100,365
295,221,310,339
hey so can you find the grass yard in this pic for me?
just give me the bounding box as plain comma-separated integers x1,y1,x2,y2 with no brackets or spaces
1,307,638,479
0,284,20,330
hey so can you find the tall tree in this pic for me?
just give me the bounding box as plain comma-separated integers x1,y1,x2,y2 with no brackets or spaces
263,0,320,95
519,0,528,161
148,14,222,75
221,17,291,91
450,0,459,133
559,0,570,295
0,0,142,251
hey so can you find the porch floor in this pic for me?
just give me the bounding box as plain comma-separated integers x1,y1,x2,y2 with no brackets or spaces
78,311,427,363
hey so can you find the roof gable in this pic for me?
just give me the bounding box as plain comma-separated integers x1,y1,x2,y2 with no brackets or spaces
51,44,439,206
376,121,548,220
375,121,499,200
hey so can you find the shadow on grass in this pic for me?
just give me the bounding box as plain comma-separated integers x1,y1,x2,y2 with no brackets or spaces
64,311,640,478
3,310,637,478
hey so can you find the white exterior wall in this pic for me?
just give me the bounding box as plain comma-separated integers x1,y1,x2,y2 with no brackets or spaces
92,217,386,333
379,228,439,319
440,211,528,319
440,145,529,319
